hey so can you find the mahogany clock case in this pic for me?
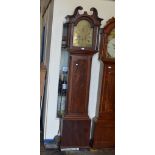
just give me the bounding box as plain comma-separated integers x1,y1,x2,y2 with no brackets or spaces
92,17,115,148
60,6,103,148
61,54,92,148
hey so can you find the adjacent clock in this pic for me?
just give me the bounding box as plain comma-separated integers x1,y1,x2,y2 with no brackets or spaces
93,17,115,148
99,17,115,62
60,6,102,148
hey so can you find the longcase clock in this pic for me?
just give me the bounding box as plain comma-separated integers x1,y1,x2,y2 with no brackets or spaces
93,17,115,148
60,6,102,148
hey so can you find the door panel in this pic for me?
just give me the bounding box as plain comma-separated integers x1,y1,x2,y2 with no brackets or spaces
67,54,92,115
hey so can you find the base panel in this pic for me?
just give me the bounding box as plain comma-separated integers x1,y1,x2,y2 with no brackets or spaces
93,119,115,148
61,117,91,148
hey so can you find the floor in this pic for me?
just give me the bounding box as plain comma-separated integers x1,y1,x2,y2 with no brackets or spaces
41,148,115,155
41,142,115,155
40,131,115,155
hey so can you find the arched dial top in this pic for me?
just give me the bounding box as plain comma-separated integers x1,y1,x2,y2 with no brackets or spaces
66,6,103,53
99,17,115,62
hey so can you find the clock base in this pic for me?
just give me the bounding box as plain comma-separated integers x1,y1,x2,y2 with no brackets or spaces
60,116,91,148
92,117,115,148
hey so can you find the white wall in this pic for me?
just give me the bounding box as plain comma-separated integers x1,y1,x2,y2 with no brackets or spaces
44,0,115,140
41,0,55,136
42,1,54,67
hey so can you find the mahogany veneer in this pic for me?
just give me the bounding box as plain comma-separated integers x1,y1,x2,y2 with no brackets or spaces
93,17,115,148
60,6,102,148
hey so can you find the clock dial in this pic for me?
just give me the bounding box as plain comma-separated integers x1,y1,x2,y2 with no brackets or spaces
73,20,93,47
107,28,115,58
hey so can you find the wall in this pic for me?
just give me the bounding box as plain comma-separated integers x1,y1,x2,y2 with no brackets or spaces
42,1,54,67
41,0,54,136
44,0,115,140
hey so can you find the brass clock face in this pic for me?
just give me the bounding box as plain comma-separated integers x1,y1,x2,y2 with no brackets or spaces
73,20,93,48
107,28,115,58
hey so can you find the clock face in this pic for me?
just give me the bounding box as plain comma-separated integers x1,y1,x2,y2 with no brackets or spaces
73,20,93,48
107,28,115,58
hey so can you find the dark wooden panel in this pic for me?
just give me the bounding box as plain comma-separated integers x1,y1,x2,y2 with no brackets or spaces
66,54,92,115
93,119,115,148
99,63,115,117
61,118,91,148
93,63,115,148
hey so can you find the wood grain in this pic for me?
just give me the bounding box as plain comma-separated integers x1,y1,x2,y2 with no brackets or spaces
93,17,115,149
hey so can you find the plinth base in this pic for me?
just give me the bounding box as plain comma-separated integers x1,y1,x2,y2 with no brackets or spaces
61,116,91,148
93,118,115,148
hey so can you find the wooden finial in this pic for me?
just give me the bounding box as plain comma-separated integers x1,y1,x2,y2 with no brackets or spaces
73,6,83,16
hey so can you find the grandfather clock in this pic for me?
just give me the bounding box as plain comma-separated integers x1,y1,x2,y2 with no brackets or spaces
93,17,115,148
60,6,102,148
